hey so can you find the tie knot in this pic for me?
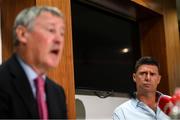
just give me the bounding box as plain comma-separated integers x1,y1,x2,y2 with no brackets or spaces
34,76,45,89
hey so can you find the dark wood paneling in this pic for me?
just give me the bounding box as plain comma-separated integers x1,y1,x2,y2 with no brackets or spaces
1,0,35,61
139,16,169,94
131,0,163,14
162,0,180,94
132,0,180,95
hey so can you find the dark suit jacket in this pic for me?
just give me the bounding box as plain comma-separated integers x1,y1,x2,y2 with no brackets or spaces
0,54,67,119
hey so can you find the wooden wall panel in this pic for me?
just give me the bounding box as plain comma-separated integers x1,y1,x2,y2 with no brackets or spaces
1,0,75,119
1,0,35,61
162,0,180,94
131,0,163,14
36,0,75,118
139,16,169,94
132,0,180,94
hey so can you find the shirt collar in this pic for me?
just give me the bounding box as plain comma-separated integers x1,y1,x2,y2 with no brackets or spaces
132,91,164,108
16,55,46,81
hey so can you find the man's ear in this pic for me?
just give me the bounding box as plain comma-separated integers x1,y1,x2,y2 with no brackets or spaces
133,73,136,82
16,25,29,44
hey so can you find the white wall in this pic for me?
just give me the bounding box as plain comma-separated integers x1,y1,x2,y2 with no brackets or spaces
75,94,129,119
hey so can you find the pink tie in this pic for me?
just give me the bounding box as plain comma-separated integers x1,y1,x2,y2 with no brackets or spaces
34,76,48,119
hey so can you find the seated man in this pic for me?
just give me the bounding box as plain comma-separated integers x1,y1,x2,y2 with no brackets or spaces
112,56,170,120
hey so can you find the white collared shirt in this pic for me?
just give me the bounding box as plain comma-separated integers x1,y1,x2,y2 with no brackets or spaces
112,92,170,120
16,55,46,98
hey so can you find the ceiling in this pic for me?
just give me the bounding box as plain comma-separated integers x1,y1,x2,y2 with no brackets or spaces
85,0,180,25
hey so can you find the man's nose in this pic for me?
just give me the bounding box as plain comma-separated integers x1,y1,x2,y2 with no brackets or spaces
54,33,64,44
145,73,151,81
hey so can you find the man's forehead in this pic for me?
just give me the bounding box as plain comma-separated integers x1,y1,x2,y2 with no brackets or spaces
137,64,159,72
34,12,64,26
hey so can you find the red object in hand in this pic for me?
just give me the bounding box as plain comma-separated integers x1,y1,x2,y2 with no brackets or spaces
172,88,180,104
158,95,173,115
158,89,180,116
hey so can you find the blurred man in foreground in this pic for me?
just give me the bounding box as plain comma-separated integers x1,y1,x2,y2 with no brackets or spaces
0,6,67,119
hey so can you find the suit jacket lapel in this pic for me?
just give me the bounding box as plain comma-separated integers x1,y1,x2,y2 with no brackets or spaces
45,79,58,117
45,78,67,119
7,54,39,118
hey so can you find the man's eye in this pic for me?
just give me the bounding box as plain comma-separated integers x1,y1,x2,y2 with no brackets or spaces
150,73,156,76
47,28,55,33
150,73,154,75
139,72,146,75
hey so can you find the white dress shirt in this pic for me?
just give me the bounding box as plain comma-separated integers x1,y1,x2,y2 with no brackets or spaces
113,92,170,120
16,55,46,98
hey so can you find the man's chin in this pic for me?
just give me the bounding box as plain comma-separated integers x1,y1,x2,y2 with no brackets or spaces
47,61,59,69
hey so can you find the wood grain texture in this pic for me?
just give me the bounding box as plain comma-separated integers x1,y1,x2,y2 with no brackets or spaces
132,0,180,95
139,16,169,94
131,0,163,14
1,0,35,61
162,0,180,94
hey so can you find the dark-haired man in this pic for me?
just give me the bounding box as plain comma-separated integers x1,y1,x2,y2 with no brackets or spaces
113,56,170,120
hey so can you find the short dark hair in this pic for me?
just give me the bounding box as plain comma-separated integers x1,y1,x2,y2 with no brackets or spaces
134,56,160,73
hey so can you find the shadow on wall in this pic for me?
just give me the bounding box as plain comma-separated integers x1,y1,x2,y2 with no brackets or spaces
76,98,86,119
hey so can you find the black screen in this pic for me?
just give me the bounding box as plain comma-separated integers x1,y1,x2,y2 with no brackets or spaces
71,0,141,94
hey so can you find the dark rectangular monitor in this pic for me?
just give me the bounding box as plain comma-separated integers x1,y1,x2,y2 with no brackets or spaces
71,0,141,94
